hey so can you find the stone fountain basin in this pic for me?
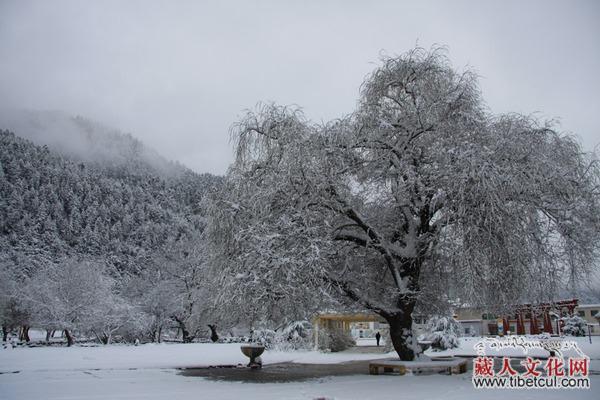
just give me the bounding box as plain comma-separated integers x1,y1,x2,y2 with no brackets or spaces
240,344,265,359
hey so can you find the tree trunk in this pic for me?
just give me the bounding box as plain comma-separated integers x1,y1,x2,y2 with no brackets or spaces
181,327,192,343
157,326,162,343
381,299,416,361
64,329,74,346
2,326,8,342
208,324,219,342
92,330,104,344
19,326,30,342
172,317,193,343
45,329,52,342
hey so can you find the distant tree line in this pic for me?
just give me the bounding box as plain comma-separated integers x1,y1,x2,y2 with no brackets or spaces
0,130,221,345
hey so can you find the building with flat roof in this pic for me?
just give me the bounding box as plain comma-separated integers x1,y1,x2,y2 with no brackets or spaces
312,312,389,348
312,299,600,347
454,299,600,336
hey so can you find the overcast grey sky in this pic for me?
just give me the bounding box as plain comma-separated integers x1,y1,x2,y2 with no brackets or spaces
1,0,598,174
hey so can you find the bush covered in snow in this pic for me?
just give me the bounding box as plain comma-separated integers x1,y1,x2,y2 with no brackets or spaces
419,315,462,351
251,328,278,348
317,327,355,352
561,315,587,337
251,321,312,351
281,320,312,349
316,328,331,352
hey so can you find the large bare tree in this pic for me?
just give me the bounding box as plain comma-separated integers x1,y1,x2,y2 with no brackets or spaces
209,48,600,360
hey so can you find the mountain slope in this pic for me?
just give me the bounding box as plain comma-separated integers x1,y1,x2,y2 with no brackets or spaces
0,123,221,271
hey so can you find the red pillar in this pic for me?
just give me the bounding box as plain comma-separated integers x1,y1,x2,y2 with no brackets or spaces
530,317,539,334
543,310,553,334
502,318,510,334
530,307,540,335
516,312,525,335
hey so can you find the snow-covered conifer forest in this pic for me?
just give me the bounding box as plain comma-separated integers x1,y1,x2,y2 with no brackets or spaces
0,114,222,344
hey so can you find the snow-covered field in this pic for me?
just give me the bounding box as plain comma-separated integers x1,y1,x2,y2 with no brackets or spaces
0,342,397,372
1,340,599,400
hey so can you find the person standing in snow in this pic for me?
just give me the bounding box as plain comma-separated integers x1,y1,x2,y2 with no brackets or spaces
375,331,381,347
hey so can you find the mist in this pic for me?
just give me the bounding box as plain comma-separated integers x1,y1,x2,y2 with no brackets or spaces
1,0,599,174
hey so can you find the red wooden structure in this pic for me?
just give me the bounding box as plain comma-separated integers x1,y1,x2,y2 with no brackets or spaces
504,299,578,335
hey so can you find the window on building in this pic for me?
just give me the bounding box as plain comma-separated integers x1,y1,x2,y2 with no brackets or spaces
591,310,599,317
578,311,585,317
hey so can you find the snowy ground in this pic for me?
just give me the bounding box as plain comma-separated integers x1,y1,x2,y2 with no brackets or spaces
354,337,379,346
1,340,599,399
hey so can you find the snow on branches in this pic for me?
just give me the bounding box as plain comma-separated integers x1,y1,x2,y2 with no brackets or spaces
209,47,600,360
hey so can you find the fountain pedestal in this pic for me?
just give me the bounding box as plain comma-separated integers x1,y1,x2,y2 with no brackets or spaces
240,345,265,369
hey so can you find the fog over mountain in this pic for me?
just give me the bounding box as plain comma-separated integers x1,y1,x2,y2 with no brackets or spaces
0,109,222,273
0,109,192,178
1,1,598,175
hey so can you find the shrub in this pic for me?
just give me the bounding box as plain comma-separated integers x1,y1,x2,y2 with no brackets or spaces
316,328,331,352
561,315,587,337
318,327,355,352
420,315,462,351
252,328,278,348
280,320,312,350
251,321,313,351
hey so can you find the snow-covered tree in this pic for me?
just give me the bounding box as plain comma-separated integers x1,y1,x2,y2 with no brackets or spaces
420,315,462,351
86,290,139,345
24,258,122,346
209,47,600,360
561,315,587,337
125,266,179,342
0,258,29,341
0,252,46,342
150,234,211,343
